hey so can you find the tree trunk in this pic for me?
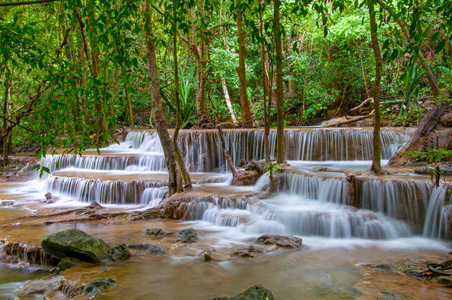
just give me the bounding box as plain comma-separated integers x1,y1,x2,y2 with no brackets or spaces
125,83,134,127
2,78,10,166
144,2,181,196
220,77,237,123
259,3,270,163
368,0,382,174
236,3,253,128
172,0,192,188
274,0,285,164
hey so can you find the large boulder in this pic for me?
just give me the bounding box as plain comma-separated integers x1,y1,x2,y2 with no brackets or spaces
210,285,275,300
256,234,302,248
41,229,111,263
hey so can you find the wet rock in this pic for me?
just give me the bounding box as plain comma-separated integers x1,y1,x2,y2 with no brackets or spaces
174,228,198,243
142,228,165,237
231,245,265,258
365,263,392,271
126,243,165,255
88,200,103,209
231,170,261,186
41,228,111,263
45,192,53,201
127,243,153,251
210,284,275,300
1,242,59,266
147,245,165,255
82,277,116,297
202,250,212,262
256,234,302,248
108,244,131,262
13,276,62,297
435,276,452,287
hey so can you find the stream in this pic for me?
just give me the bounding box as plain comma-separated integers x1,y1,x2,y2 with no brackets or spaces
1,128,451,299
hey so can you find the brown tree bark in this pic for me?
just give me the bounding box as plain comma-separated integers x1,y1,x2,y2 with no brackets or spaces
144,1,181,196
259,2,270,163
172,0,192,188
236,1,253,128
368,0,382,174
274,0,285,164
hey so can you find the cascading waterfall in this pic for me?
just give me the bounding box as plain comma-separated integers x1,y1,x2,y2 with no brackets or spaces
41,155,167,173
45,175,167,204
40,128,406,173
358,179,433,232
423,186,452,239
36,127,452,242
283,172,349,204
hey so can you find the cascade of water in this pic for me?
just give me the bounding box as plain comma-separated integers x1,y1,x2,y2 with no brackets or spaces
423,187,451,239
358,180,433,232
41,155,167,173
195,193,411,239
45,175,167,204
140,188,166,206
283,172,349,204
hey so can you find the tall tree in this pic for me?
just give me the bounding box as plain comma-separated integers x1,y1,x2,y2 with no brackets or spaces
368,0,382,174
235,0,253,128
274,0,285,164
144,0,182,196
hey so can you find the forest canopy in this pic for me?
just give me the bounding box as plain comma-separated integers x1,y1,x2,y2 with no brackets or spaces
0,0,451,160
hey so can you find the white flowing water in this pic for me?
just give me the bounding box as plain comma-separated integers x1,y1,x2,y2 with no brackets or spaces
37,128,451,241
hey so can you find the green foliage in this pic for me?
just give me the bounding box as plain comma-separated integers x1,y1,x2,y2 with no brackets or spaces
264,162,282,180
408,148,452,163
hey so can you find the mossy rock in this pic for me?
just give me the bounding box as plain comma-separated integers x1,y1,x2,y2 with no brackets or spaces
108,244,131,262
41,229,110,263
210,285,275,300
83,277,116,296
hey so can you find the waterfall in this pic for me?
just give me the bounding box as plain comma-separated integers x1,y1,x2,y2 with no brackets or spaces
284,172,349,204
358,179,433,232
423,187,451,239
45,175,167,204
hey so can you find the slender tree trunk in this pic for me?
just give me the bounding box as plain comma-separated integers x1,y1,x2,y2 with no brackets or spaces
2,78,10,166
124,83,134,126
172,0,192,188
220,77,237,123
274,0,285,164
144,2,181,196
236,2,253,128
259,3,270,163
368,0,382,174
353,39,370,99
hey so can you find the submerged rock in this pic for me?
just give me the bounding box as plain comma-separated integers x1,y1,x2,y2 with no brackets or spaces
256,234,302,248
41,228,110,263
231,245,265,258
126,243,165,255
142,228,166,237
13,276,62,298
210,284,275,300
108,244,131,262
174,228,198,243
82,277,116,297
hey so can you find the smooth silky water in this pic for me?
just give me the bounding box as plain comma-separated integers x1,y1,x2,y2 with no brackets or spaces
1,128,451,299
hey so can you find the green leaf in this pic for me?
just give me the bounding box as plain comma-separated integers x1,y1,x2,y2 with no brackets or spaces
430,32,440,43
391,49,399,60
435,39,446,54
